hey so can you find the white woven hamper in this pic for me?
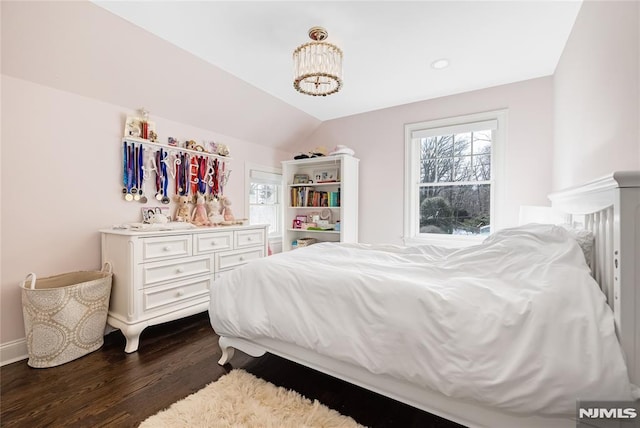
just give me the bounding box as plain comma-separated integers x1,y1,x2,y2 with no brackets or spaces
20,263,113,368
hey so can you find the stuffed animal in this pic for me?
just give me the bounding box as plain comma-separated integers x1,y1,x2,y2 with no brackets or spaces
174,195,191,222
220,196,236,224
207,198,224,225
191,193,211,226
186,140,205,152
149,212,169,224
217,144,230,157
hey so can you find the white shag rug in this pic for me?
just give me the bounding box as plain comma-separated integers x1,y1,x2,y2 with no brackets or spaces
139,370,365,427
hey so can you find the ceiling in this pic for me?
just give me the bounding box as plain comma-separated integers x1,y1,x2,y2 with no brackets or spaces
93,1,582,122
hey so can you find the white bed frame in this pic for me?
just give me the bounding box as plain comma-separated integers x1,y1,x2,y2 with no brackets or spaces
217,171,640,428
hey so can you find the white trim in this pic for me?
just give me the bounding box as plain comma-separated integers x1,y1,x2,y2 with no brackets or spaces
404,109,507,244
1,338,28,366
411,119,498,139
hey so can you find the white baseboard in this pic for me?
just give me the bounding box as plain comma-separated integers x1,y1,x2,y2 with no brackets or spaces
1,338,28,366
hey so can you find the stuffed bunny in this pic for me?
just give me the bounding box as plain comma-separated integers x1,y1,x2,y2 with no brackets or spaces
207,198,224,225
190,193,211,226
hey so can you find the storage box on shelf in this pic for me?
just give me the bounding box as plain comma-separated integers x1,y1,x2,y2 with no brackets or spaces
282,155,359,251
100,224,268,352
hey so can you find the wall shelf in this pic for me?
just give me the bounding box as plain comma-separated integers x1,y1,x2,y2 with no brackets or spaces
123,137,233,161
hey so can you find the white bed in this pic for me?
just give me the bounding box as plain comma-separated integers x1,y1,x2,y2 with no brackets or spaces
209,171,640,428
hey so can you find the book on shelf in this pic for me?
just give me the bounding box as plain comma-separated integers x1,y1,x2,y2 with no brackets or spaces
290,187,341,208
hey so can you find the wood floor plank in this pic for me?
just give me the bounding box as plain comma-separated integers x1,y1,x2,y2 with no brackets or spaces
1,312,464,427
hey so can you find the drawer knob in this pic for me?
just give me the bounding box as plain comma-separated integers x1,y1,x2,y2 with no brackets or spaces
247,237,252,241
176,267,184,274
176,289,185,297
163,246,171,252
239,256,245,261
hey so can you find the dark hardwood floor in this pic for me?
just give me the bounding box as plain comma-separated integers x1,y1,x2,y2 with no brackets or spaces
1,313,465,428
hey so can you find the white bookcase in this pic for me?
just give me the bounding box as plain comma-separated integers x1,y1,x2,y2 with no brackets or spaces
282,155,359,251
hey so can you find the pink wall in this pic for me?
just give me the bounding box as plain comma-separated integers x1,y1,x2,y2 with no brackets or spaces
302,77,555,245
0,75,291,345
553,1,640,189
0,0,307,351
0,1,320,152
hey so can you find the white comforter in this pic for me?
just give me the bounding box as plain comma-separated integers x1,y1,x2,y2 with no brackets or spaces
209,224,634,415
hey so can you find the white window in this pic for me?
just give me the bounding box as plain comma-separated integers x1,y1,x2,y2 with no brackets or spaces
246,164,282,238
404,110,506,246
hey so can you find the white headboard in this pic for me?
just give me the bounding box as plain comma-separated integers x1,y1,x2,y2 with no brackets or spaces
548,171,640,388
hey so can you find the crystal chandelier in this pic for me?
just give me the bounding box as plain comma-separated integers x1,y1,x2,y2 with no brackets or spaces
293,26,343,96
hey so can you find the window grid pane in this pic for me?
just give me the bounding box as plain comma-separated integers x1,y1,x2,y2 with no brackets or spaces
249,178,281,236
417,127,493,234
418,184,490,235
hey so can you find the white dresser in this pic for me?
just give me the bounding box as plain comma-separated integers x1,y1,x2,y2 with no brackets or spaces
100,224,268,352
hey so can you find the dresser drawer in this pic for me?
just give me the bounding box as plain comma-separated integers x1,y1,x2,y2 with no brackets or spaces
143,277,210,312
216,248,264,271
194,231,233,254
143,255,212,287
235,228,265,249
141,235,192,262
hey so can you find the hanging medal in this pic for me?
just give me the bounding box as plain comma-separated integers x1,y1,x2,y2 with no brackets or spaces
122,141,130,200
198,156,207,195
125,143,135,201
138,145,148,203
161,150,170,204
189,155,199,202
155,149,163,201
129,144,138,199
133,145,141,201
212,159,219,198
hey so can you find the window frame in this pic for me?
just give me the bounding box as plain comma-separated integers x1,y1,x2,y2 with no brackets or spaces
403,110,507,247
245,163,282,240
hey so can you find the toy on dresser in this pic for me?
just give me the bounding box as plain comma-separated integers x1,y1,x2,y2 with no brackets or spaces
207,198,225,226
174,195,191,222
219,196,246,225
191,193,211,226
219,196,236,225
148,211,169,224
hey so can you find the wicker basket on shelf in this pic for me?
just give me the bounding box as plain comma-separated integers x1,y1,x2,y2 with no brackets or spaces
296,237,317,247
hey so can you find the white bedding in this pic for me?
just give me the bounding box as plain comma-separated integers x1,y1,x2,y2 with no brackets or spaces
209,224,634,415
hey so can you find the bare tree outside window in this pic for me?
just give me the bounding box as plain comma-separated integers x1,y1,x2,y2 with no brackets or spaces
418,129,492,235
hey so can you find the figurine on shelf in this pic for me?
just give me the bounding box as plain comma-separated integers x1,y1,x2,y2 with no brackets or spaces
207,198,224,226
207,141,217,154
191,193,211,226
174,195,191,222
217,143,230,157
185,140,205,152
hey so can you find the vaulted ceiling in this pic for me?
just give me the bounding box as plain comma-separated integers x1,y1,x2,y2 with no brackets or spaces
93,1,583,121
